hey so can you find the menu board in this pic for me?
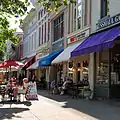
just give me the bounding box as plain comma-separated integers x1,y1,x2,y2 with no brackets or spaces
25,82,38,100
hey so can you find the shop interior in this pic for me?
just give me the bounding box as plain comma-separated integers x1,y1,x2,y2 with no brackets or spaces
68,60,89,83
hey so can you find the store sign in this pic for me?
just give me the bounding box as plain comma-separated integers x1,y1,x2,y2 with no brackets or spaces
67,29,90,44
36,43,50,60
52,38,64,52
96,13,120,31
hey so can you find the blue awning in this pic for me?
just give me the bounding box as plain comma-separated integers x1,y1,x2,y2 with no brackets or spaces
71,26,120,57
39,49,63,66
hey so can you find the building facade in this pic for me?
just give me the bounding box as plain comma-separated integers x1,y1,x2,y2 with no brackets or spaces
89,0,120,99
51,0,92,90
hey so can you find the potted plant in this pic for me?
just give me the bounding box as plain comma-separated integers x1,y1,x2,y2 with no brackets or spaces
83,86,91,100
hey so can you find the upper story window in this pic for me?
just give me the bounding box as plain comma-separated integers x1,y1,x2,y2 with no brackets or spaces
68,0,90,34
100,0,109,18
39,27,41,46
53,13,64,42
38,11,40,20
71,0,83,32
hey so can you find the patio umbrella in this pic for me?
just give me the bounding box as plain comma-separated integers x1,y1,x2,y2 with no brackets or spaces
2,60,24,68
0,60,24,79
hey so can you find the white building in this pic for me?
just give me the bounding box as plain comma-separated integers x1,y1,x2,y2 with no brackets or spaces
22,8,37,59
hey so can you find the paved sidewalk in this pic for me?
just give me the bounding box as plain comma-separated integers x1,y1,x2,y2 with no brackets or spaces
37,90,120,120
0,90,120,119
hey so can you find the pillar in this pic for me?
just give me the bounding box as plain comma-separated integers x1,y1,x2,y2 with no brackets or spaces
88,53,95,98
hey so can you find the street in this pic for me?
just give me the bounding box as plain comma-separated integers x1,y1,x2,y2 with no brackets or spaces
0,90,120,120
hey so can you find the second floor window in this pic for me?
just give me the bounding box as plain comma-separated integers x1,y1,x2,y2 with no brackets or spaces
54,13,64,42
38,11,40,20
44,22,46,43
39,27,41,46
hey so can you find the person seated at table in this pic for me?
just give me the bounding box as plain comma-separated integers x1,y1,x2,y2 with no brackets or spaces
0,86,6,100
7,80,17,101
7,85,14,101
59,79,72,95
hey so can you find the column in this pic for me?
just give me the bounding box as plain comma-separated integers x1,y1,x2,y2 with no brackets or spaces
88,53,95,98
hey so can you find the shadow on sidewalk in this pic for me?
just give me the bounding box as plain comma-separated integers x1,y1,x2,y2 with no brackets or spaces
38,90,70,102
0,107,29,120
38,90,120,120
0,101,32,107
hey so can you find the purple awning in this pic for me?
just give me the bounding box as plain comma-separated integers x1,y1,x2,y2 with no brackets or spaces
71,26,120,57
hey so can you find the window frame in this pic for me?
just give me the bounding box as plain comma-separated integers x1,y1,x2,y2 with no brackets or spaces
53,13,64,42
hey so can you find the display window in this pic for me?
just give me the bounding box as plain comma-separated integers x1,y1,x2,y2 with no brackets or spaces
96,50,109,85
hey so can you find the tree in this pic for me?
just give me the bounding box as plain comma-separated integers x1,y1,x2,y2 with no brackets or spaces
0,0,30,59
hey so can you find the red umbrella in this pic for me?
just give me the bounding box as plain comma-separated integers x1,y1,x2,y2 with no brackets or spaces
0,60,24,68
0,62,6,68
0,60,24,79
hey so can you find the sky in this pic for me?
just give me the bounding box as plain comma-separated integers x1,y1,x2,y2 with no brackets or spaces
8,0,34,31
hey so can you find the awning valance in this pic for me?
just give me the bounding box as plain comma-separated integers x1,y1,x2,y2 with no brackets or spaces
52,41,83,64
71,26,120,57
39,49,63,66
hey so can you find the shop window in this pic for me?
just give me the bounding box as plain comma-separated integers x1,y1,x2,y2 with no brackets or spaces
111,45,120,84
96,50,109,84
82,61,89,81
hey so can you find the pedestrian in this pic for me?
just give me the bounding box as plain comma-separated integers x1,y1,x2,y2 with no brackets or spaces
50,80,55,94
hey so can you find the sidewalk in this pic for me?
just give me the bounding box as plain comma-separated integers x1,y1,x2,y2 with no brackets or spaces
0,90,120,119
37,90,120,120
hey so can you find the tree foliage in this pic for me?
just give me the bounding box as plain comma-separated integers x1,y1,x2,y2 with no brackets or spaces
0,0,29,58
37,0,76,11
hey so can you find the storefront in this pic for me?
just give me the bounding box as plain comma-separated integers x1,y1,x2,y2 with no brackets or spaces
51,38,64,83
26,43,50,88
52,28,90,84
71,25,120,99
35,43,50,82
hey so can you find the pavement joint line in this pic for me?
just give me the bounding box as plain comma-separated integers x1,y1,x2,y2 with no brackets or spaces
29,109,42,120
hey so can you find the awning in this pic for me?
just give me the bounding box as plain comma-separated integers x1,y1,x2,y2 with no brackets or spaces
39,49,63,66
22,56,35,69
71,26,120,57
52,41,83,64
27,60,39,70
